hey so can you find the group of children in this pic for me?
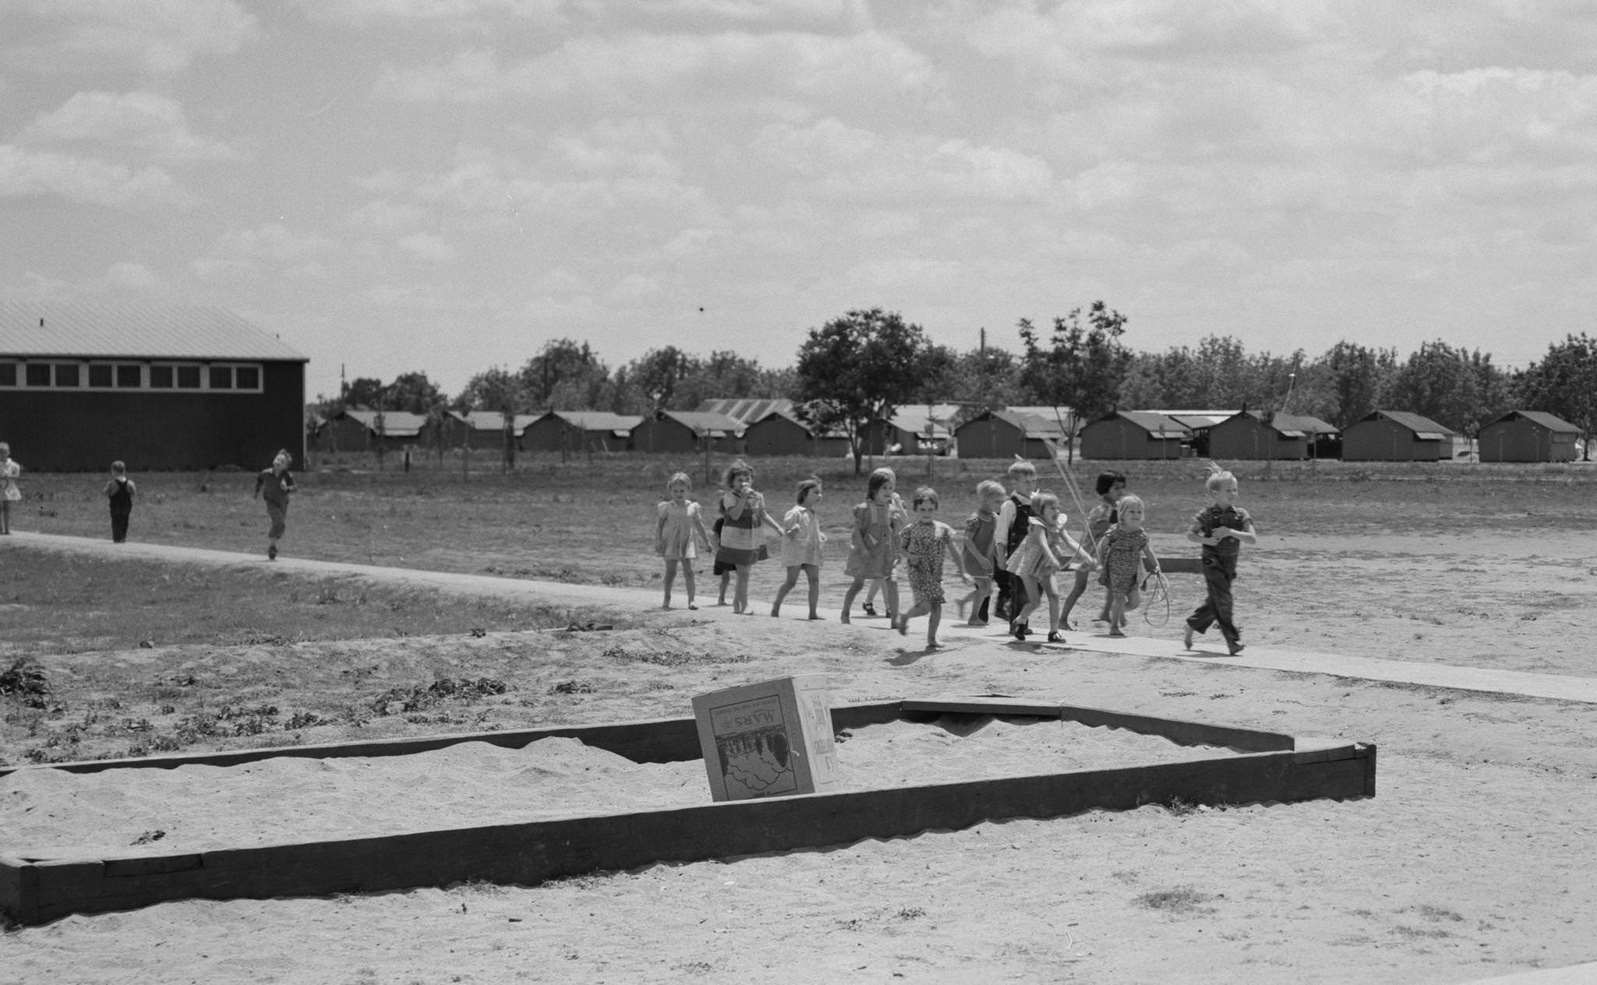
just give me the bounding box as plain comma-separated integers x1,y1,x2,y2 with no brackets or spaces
654,457,1257,653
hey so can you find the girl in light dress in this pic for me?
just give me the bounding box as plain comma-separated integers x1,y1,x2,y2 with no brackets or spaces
656,471,714,610
840,467,907,624
1005,491,1095,643
894,486,970,649
713,460,784,614
1095,493,1162,638
770,477,827,620
0,442,19,535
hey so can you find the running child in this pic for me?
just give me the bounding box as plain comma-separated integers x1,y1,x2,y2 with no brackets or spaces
713,460,783,614
992,459,1039,628
960,479,1005,626
771,477,827,620
1061,469,1125,629
104,460,137,543
894,486,970,649
1183,464,1257,655
1095,494,1161,638
1005,491,1094,642
253,449,296,559
656,471,714,610
840,467,906,624
0,442,19,535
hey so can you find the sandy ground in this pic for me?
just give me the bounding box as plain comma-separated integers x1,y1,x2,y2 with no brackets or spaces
3,527,1597,985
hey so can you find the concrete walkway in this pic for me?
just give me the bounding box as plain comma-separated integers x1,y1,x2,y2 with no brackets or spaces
13,531,1597,705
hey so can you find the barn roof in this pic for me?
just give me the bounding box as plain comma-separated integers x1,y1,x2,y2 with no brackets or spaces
697,398,794,424
648,409,745,437
340,409,428,438
0,300,307,361
1101,410,1191,437
962,408,1071,439
1220,410,1338,438
1149,409,1236,430
538,410,642,435
465,412,540,433
1484,410,1580,433
1363,409,1457,439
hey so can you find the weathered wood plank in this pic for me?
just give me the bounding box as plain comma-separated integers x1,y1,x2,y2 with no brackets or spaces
901,698,1065,719
1054,705,1296,752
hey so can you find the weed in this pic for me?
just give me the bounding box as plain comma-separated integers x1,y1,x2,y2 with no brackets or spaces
0,658,50,708
1135,887,1217,913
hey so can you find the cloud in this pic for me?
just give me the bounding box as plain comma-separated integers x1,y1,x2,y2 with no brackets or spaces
215,223,342,264
8,0,258,74
397,232,457,263
0,145,196,209
18,92,238,163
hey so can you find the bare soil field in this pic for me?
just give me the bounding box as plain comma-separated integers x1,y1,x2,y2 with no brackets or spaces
2,456,1596,984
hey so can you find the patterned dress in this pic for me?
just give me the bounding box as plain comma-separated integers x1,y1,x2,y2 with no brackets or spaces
715,491,768,567
898,519,957,606
844,499,906,580
1097,524,1150,592
656,500,707,560
1005,515,1070,581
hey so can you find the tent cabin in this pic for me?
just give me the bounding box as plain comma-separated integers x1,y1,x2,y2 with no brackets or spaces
0,300,307,471
1341,410,1457,462
885,403,962,455
522,411,639,453
953,409,1070,460
630,409,744,454
1476,410,1581,462
1079,411,1190,460
316,408,428,453
461,412,539,450
1207,410,1339,461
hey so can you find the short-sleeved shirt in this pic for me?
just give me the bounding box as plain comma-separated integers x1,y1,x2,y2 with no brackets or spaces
1189,504,1254,572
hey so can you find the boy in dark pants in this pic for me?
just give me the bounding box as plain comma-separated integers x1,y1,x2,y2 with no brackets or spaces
1183,465,1256,655
104,460,136,543
992,459,1038,630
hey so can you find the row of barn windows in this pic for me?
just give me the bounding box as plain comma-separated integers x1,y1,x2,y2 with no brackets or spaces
0,361,262,393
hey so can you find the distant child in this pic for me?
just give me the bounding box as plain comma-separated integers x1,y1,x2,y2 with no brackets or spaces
656,471,713,610
894,486,970,648
840,467,906,624
0,442,19,535
710,516,732,605
1096,494,1161,638
713,460,783,614
771,478,827,620
253,449,296,560
960,479,1006,626
1183,465,1257,655
104,461,137,543
1061,470,1125,629
992,459,1039,628
1005,491,1094,642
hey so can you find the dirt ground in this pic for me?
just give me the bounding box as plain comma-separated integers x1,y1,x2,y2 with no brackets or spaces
3,480,1597,984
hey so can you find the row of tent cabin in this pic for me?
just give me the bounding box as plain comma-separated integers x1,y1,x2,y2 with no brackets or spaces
311,406,1584,464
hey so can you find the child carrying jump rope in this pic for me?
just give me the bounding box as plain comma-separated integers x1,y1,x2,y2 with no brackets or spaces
993,459,1039,630
1095,493,1162,638
1061,469,1125,630
771,477,827,620
1005,491,1094,643
1183,464,1257,655
894,486,970,649
656,471,714,610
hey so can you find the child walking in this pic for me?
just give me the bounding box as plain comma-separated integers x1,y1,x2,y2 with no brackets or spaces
771,478,827,619
253,449,296,559
1061,469,1125,629
713,460,783,614
894,486,970,648
656,471,713,610
1005,491,1094,642
710,517,732,605
1183,465,1257,655
104,461,137,543
992,459,1039,628
840,468,906,624
1095,494,1161,637
960,479,1005,626
0,442,19,535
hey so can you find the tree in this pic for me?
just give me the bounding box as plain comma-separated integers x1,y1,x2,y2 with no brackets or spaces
1513,333,1597,460
1385,340,1489,434
1017,301,1132,461
341,376,386,410
460,366,525,471
519,339,610,410
384,371,446,415
794,308,931,473
1316,340,1396,430
625,346,695,415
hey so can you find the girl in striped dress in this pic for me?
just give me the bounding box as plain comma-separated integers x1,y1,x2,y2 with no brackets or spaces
714,460,783,614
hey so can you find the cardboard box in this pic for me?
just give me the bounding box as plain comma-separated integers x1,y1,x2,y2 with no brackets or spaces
691,675,839,802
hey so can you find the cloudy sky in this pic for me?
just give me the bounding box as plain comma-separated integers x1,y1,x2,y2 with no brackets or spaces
3,1,1595,400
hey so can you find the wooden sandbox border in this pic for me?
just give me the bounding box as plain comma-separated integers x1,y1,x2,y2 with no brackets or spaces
0,697,1375,925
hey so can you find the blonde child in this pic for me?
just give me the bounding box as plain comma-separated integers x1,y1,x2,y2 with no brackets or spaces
1005,491,1094,642
771,478,827,620
840,467,906,624
105,460,137,543
1183,464,1257,655
253,449,295,559
992,459,1039,628
0,442,19,535
894,486,970,649
1062,469,1126,629
960,479,1005,626
657,471,714,610
713,460,783,614
1095,494,1162,638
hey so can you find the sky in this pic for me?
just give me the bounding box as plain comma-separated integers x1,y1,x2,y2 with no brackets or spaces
3,1,1596,401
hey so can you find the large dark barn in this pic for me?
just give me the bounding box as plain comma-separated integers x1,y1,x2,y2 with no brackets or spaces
0,301,308,471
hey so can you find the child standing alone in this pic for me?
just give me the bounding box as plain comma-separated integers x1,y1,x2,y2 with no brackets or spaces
894,486,969,649
1183,465,1257,655
656,471,714,610
104,461,137,543
1095,494,1161,637
0,442,19,534
253,449,296,560
771,478,827,620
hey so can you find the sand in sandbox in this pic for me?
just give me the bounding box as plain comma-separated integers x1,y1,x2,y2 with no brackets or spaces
0,716,1226,859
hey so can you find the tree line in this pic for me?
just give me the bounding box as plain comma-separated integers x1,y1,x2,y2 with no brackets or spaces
320,307,1597,464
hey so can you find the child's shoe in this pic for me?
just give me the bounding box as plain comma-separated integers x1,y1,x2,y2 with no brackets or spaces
895,615,908,636
1046,631,1064,643
1183,624,1195,649
1227,640,1246,655
267,544,277,560
1108,628,1126,638
1012,622,1029,641
862,602,877,617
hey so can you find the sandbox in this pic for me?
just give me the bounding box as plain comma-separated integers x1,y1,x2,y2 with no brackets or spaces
0,696,1375,925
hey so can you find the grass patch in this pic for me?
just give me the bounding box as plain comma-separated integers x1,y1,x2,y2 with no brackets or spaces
1134,887,1218,913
